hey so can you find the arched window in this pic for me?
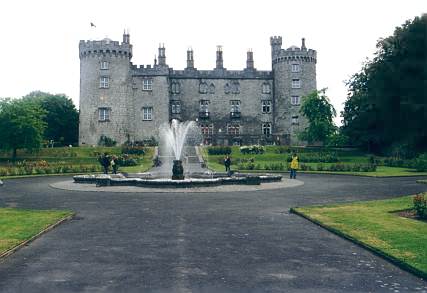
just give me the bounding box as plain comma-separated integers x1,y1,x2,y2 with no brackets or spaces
224,83,231,94
262,82,271,94
209,83,215,94
199,82,208,94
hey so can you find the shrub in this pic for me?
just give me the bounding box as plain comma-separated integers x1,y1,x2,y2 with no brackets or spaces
414,154,427,172
117,156,138,167
413,194,427,219
121,146,145,155
240,145,265,155
207,146,231,155
98,135,117,147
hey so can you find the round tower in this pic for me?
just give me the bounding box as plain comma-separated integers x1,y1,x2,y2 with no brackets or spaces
78,33,133,146
271,37,317,145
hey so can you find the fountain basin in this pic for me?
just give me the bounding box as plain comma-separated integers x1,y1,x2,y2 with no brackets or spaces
73,173,282,188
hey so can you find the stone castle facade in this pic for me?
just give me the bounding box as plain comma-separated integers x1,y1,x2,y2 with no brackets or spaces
78,32,317,146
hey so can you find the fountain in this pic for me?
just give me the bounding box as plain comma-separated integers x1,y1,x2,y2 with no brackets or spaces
160,119,197,180
73,119,283,188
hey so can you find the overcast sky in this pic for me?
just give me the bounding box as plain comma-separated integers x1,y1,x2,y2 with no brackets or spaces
0,0,425,125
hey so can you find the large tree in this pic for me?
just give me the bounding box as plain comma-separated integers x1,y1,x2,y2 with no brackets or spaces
299,88,337,144
24,91,79,146
0,98,46,158
342,14,427,154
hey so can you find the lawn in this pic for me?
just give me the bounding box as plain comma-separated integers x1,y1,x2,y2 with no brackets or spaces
0,208,74,256
0,146,155,178
291,195,427,278
201,146,427,177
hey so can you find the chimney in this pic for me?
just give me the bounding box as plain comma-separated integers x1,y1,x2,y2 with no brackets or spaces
216,46,223,69
246,49,254,70
158,43,166,66
301,38,306,50
186,48,194,69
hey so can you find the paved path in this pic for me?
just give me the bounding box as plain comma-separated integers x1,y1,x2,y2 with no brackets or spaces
0,174,427,292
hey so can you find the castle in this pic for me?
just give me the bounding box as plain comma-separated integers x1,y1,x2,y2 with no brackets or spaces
78,32,317,146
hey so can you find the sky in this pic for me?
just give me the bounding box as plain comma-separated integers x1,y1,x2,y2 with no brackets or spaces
0,0,425,125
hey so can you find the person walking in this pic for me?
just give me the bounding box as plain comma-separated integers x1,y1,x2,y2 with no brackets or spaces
224,155,231,176
290,152,299,179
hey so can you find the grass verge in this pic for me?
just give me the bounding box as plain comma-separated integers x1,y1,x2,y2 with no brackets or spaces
0,208,74,257
291,195,427,279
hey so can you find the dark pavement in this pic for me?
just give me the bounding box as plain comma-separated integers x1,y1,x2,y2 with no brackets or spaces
0,174,427,292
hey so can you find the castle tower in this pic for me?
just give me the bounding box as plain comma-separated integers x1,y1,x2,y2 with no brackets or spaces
270,36,282,59
78,35,133,146
271,36,317,145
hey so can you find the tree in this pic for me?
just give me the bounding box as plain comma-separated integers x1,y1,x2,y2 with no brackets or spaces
342,14,427,154
24,91,79,146
298,88,337,144
0,98,46,158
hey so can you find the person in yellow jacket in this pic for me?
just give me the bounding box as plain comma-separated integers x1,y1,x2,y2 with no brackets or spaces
290,153,299,179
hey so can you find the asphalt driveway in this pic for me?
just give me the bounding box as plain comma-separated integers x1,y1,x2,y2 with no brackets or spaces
0,174,426,293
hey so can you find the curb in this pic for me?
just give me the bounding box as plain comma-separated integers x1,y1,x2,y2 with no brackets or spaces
289,207,427,281
0,213,75,260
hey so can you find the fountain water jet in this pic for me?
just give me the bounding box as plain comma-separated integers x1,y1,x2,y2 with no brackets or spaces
159,119,198,180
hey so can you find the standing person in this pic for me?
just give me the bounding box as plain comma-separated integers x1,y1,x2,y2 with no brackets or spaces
290,152,299,179
111,155,118,174
99,153,110,174
224,155,231,176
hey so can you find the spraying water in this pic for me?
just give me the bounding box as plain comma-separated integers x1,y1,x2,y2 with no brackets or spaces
160,119,198,160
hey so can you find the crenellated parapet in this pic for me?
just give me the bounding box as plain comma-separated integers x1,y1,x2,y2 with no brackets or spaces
273,43,316,64
79,38,133,59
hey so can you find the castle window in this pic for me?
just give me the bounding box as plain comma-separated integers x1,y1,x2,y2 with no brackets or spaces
199,100,210,118
262,82,271,94
262,100,272,114
142,107,153,120
100,61,109,70
291,79,301,89
227,124,240,135
98,108,110,121
143,78,153,91
262,123,272,136
230,100,240,117
171,100,181,114
231,81,240,94
209,83,215,94
199,82,208,94
291,96,301,105
291,64,300,72
200,124,214,135
99,76,109,88
224,83,231,94
292,115,299,125
171,81,180,94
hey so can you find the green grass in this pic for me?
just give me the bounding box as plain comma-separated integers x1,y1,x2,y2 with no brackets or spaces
0,146,155,177
292,195,427,278
201,146,427,177
0,208,74,255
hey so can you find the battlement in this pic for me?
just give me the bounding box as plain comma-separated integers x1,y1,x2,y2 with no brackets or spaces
273,46,317,64
270,36,282,46
79,38,132,59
